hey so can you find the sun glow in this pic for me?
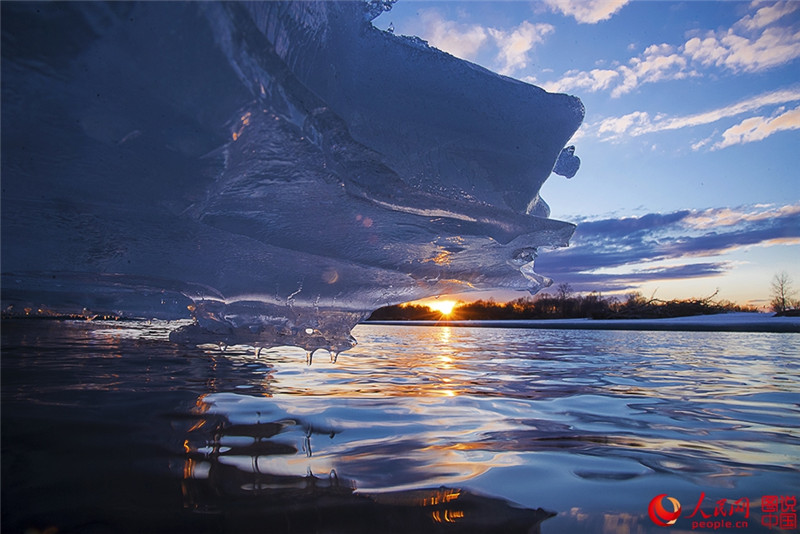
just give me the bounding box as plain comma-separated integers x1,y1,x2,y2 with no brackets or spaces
427,300,457,316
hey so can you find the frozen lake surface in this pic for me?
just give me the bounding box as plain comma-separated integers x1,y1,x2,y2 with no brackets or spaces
2,319,799,533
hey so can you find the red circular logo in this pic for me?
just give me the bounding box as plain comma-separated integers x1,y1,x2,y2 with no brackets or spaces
648,494,682,527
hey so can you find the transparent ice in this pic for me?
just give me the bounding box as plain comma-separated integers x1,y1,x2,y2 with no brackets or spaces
1,1,583,353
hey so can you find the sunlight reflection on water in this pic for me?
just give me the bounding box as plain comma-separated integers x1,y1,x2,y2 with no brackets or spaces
2,320,798,533
184,324,800,532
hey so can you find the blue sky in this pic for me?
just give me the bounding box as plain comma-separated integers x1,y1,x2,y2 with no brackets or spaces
374,0,800,307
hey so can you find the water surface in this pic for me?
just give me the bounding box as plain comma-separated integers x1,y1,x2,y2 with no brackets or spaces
2,320,798,533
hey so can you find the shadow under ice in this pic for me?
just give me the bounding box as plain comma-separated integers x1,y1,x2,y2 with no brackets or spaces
181,414,555,534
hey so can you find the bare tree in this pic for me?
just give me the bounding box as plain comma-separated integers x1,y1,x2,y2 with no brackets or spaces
554,282,574,318
556,282,573,301
770,271,796,313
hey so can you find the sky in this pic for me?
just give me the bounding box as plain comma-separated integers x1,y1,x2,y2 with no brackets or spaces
373,0,800,308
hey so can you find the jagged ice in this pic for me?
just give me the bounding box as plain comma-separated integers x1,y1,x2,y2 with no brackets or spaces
1,1,584,354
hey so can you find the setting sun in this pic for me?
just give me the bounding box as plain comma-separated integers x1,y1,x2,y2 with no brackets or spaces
427,300,457,316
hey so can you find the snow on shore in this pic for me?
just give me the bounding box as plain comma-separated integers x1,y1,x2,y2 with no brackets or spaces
366,313,800,333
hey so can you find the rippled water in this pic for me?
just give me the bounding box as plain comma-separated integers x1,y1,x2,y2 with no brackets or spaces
2,320,798,533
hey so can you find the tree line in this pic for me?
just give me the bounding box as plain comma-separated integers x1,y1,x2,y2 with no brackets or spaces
367,284,762,322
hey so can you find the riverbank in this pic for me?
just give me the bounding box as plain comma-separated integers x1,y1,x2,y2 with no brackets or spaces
364,312,800,333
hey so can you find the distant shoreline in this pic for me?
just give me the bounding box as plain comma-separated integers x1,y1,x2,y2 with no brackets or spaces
2,312,798,334
363,313,800,333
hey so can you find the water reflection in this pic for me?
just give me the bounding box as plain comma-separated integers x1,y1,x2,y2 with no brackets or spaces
2,320,798,534
186,324,800,488
181,403,555,533
190,392,526,492
189,325,799,530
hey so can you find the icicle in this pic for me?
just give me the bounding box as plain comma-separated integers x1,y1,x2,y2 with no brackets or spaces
306,350,313,366
330,350,339,364
304,428,313,457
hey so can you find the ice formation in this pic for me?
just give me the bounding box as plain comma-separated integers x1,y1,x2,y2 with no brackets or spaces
1,2,583,353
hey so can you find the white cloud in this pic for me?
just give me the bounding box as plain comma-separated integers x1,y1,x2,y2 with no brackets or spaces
595,111,650,139
542,0,632,24
416,9,488,61
488,21,554,75
683,35,728,67
655,87,800,132
543,2,800,96
413,11,552,76
735,1,800,31
713,105,800,149
611,43,689,97
685,26,800,73
539,68,618,93
588,87,800,146
691,136,714,151
545,41,693,98
610,65,638,98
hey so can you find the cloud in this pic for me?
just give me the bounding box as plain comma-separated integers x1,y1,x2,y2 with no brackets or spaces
713,105,800,149
413,11,552,76
684,25,800,73
656,87,800,131
595,110,651,138
417,9,488,61
542,0,632,24
736,1,800,32
588,87,800,144
540,68,619,93
681,203,800,228
546,40,694,98
488,21,554,75
535,203,800,290
543,2,800,97
551,262,731,293
612,44,691,97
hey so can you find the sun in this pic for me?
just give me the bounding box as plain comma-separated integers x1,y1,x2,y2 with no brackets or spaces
427,300,457,316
